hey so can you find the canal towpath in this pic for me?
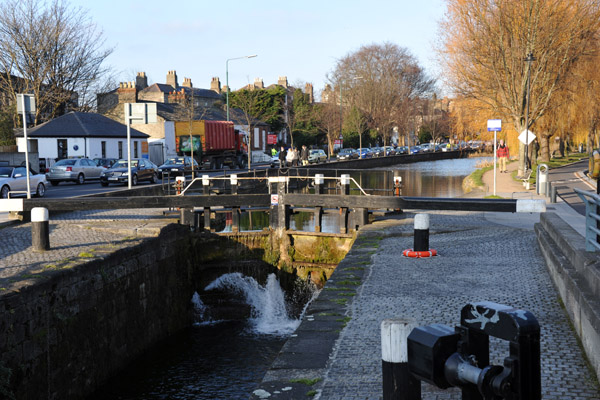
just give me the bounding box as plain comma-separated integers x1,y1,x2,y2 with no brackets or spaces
253,163,597,399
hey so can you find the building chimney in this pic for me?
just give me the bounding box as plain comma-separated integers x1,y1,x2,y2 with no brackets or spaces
278,76,288,88
117,81,137,103
304,83,314,103
182,77,193,88
166,70,178,89
253,77,264,89
136,72,148,89
210,77,221,93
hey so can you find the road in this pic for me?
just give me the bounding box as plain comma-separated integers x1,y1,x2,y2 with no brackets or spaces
548,159,592,216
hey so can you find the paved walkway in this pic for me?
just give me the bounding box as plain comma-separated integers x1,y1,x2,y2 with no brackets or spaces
254,162,597,399
312,211,599,400
0,209,176,291
479,159,585,236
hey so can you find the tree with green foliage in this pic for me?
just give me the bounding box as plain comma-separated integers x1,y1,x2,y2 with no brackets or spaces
229,87,285,168
282,87,319,148
342,106,367,149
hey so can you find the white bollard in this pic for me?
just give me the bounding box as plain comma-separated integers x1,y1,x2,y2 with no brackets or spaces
381,319,421,400
31,207,50,251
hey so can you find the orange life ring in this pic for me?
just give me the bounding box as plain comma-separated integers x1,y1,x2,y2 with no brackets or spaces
402,248,438,258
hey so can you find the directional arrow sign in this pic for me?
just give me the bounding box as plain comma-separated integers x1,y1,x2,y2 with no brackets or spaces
518,130,536,145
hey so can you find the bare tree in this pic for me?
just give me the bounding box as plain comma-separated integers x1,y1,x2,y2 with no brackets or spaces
330,42,434,149
0,0,113,125
315,102,341,157
439,0,600,174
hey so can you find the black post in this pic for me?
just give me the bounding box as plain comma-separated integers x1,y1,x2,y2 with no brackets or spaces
31,207,50,251
341,174,350,195
414,213,429,252
315,174,324,195
204,207,211,231
381,319,421,400
230,174,238,195
202,175,210,196
314,207,323,233
339,207,348,234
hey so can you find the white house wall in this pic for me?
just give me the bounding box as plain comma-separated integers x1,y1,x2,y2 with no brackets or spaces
20,137,146,161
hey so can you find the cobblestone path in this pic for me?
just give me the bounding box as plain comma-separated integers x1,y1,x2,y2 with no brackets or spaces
319,211,599,400
0,209,174,290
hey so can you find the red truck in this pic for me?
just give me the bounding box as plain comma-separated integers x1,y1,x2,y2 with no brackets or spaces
175,120,247,169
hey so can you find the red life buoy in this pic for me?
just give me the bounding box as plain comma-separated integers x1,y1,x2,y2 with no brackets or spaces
402,248,438,258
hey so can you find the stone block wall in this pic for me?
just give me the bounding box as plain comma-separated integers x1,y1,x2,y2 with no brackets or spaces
535,212,600,382
0,224,196,399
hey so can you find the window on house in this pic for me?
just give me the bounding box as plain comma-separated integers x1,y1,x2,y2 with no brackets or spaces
101,141,106,158
118,141,123,159
134,141,138,158
57,139,68,159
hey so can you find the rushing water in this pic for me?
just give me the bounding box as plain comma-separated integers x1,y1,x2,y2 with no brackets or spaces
89,273,314,400
90,158,486,399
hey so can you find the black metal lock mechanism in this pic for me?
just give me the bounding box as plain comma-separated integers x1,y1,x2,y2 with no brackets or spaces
407,302,541,400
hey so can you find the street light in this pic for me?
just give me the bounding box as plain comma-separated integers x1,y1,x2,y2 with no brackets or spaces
524,52,535,174
226,54,257,121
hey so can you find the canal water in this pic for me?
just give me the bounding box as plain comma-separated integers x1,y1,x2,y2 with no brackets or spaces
89,157,488,399
236,157,492,233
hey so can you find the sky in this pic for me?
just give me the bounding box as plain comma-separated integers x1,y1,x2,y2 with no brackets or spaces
69,0,447,99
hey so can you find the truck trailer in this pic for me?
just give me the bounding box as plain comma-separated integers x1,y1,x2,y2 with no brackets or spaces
174,120,247,170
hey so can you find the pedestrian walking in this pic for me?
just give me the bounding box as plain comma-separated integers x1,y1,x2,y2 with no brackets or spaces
286,147,295,167
271,147,277,157
301,145,309,166
279,146,287,168
497,140,510,173
292,147,300,167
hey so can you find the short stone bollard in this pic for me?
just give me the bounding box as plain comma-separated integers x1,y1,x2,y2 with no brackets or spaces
381,319,421,400
402,213,437,258
31,207,50,251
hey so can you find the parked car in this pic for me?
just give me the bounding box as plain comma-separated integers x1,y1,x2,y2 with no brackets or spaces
396,146,408,155
409,145,422,154
371,147,384,157
383,146,396,156
336,148,358,161
441,143,456,152
100,158,158,186
357,148,372,158
93,158,118,169
46,158,105,186
0,166,48,198
157,156,198,178
308,149,327,163
271,152,280,168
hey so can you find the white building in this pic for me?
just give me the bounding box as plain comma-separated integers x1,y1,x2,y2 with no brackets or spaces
16,112,149,171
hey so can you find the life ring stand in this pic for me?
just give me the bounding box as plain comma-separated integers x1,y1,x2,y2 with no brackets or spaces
402,248,438,258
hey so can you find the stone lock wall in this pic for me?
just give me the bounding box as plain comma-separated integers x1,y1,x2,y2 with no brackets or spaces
0,224,196,399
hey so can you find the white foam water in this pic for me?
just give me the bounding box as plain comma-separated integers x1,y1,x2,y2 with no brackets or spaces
204,272,302,335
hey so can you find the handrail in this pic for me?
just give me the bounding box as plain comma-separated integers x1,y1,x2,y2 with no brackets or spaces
574,188,600,251
177,175,371,197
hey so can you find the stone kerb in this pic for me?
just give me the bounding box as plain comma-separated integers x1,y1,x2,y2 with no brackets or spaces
535,212,600,381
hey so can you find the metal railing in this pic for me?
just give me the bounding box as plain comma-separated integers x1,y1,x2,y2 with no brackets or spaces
575,188,600,252
178,174,372,197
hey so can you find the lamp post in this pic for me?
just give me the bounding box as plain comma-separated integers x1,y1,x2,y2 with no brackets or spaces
524,53,535,174
226,54,257,121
